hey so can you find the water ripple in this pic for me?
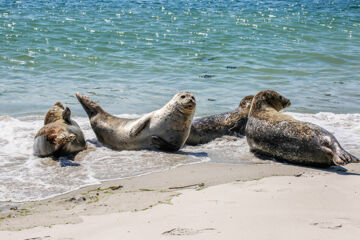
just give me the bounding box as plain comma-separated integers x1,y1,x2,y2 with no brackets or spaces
0,0,359,116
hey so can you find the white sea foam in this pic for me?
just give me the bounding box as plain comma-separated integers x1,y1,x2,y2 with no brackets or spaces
0,112,359,202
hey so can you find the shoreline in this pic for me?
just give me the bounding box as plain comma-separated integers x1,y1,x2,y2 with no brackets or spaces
0,157,211,204
1,162,360,239
1,111,359,202
1,161,360,233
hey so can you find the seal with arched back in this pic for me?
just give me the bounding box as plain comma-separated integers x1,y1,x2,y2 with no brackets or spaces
33,102,86,157
186,95,254,145
245,90,359,167
76,92,196,151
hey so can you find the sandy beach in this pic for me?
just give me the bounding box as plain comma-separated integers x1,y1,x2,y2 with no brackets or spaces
1,161,360,239
1,1,360,239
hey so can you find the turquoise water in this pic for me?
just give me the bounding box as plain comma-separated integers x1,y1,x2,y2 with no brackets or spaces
0,1,360,202
1,0,359,116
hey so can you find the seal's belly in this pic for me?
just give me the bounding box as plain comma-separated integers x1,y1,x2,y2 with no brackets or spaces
148,121,189,149
91,121,153,150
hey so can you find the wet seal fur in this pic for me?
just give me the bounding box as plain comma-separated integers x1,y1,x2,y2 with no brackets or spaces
33,102,86,157
76,92,196,151
186,95,254,145
245,90,359,167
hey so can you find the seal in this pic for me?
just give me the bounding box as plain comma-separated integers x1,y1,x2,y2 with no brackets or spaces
76,92,196,151
245,90,359,167
33,102,86,157
186,95,254,145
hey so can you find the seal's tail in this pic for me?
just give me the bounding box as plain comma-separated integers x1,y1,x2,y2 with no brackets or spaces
76,92,104,118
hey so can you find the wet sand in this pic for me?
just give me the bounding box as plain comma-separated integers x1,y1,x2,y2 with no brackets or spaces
0,161,360,239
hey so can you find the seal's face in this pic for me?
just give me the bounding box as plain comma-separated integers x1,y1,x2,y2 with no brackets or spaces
253,90,291,112
173,92,196,114
278,94,291,110
239,95,254,110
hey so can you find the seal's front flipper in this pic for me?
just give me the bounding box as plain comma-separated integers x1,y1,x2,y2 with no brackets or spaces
129,116,150,137
151,136,180,152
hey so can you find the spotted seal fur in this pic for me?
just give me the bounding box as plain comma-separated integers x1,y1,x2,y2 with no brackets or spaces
33,102,86,157
245,90,359,167
186,95,254,145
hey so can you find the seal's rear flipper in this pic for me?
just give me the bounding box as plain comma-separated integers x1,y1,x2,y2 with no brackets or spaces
349,154,360,163
334,151,360,165
46,127,76,146
152,136,180,152
54,133,76,145
76,92,104,118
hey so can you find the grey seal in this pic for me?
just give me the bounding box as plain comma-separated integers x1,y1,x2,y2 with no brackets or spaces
186,95,254,145
245,90,359,167
33,102,86,157
76,92,196,151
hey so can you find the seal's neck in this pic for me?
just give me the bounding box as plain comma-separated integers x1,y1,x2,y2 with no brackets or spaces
249,101,279,117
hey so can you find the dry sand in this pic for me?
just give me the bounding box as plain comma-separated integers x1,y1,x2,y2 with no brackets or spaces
1,162,360,239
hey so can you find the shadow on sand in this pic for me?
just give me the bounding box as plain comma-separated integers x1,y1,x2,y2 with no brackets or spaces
253,152,360,176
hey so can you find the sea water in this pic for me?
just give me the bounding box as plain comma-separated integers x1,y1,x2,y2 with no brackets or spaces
0,0,359,201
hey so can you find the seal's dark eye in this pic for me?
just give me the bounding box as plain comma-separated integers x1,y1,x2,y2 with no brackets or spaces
191,96,195,100
181,95,185,99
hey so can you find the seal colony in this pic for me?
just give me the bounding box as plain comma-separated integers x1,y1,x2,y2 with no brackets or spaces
33,102,86,157
245,90,360,167
186,95,254,145
76,92,196,151
31,90,359,169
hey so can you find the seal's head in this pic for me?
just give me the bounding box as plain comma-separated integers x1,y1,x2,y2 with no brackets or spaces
238,95,254,110
251,90,291,113
44,102,72,125
171,91,196,114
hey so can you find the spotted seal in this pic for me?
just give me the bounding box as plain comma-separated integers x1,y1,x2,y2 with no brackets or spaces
245,90,359,167
33,102,86,157
186,95,254,145
76,92,196,151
